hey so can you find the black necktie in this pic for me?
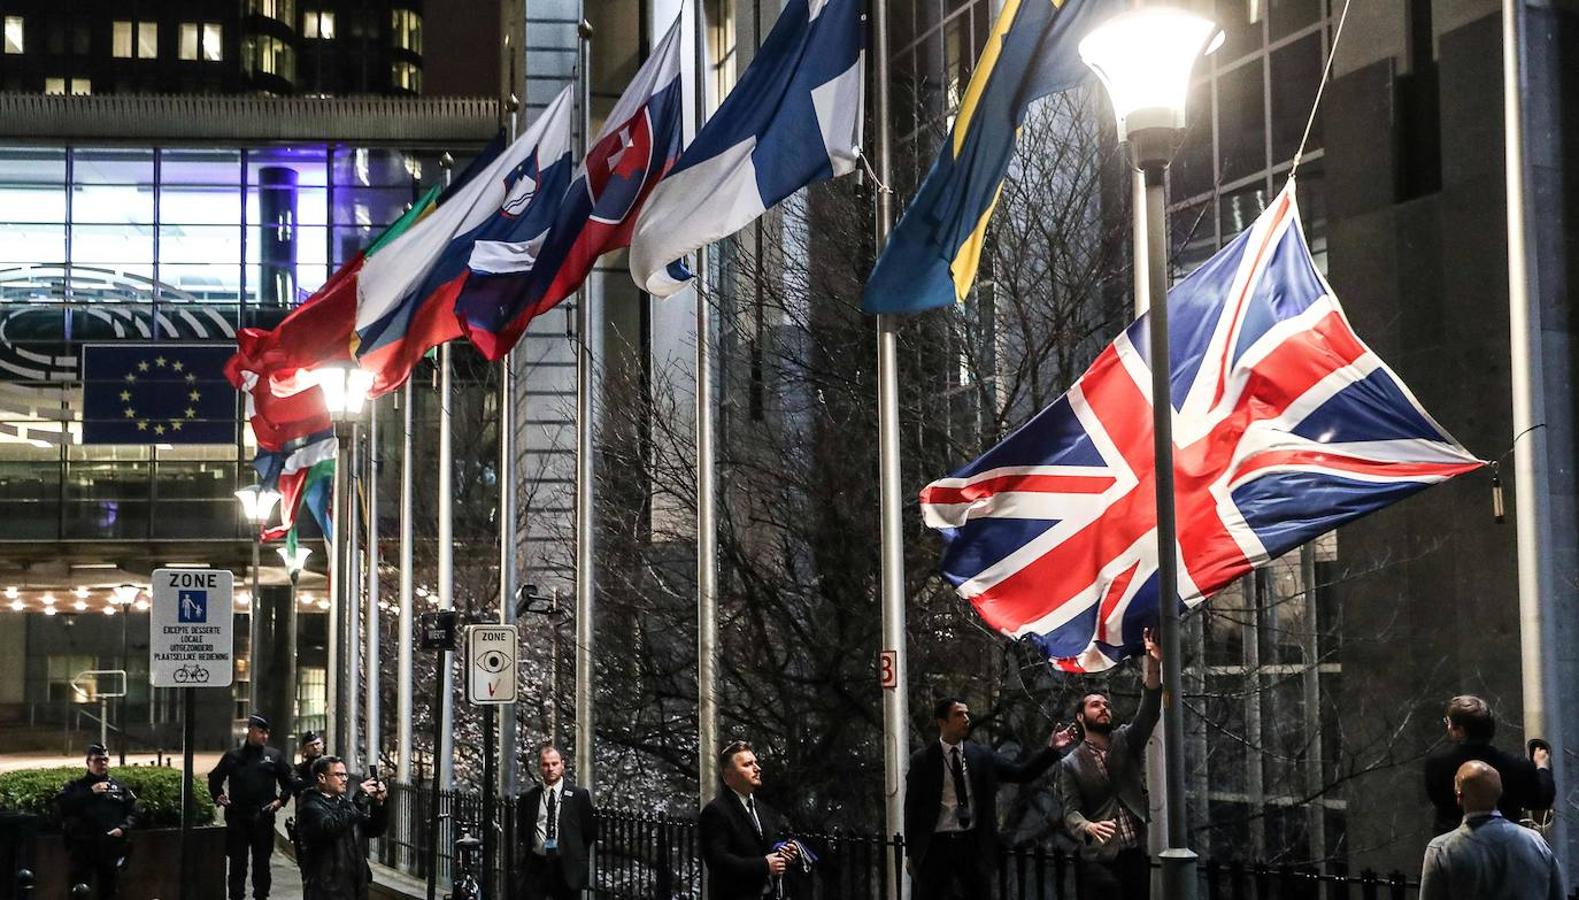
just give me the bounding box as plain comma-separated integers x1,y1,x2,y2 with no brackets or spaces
950,747,972,830
546,790,558,841
746,795,763,837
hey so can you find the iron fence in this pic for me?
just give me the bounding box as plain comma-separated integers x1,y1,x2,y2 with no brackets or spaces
372,782,1579,900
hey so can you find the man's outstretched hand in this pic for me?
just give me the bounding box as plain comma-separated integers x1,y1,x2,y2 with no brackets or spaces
1049,723,1080,752
1142,627,1162,689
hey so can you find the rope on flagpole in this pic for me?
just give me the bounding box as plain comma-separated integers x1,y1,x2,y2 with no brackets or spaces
1288,0,1356,179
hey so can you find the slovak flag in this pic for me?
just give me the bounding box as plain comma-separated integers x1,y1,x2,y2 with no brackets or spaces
628,0,864,297
355,86,577,393
457,18,686,361
921,183,1483,672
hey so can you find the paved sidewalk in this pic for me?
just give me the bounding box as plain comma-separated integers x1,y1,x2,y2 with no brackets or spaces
270,852,305,900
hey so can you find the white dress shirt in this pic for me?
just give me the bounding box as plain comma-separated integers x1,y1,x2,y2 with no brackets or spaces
934,737,972,832
534,779,565,856
732,789,764,836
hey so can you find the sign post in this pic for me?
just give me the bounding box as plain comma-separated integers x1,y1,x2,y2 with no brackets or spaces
149,567,233,900
418,611,457,900
467,624,517,898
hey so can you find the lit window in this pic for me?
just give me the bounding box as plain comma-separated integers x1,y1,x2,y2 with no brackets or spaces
44,77,65,94
138,22,158,58
179,23,198,60
253,0,295,25
203,23,223,61
391,9,421,54
258,35,294,80
3,16,22,54
303,10,335,39
70,78,90,95
112,21,132,58
391,60,421,92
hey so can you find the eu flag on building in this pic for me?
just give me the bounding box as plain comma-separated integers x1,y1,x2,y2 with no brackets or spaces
81,344,238,444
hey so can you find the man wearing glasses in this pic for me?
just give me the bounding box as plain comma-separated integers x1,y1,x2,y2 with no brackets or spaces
297,755,389,900
1423,695,1554,835
55,743,138,899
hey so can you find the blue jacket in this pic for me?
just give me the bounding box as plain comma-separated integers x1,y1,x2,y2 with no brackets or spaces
1419,812,1564,900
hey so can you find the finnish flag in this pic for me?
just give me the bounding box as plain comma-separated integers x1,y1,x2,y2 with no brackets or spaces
629,0,864,298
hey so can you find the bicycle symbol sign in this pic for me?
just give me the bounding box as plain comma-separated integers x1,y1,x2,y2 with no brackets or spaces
149,567,234,688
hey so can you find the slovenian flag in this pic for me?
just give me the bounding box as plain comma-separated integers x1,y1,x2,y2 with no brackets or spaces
456,20,686,360
355,86,576,391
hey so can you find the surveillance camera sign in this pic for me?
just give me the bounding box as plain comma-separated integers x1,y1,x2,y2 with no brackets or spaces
466,625,518,705
150,568,234,688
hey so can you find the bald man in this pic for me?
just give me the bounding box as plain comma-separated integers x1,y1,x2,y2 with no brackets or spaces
1419,761,1565,900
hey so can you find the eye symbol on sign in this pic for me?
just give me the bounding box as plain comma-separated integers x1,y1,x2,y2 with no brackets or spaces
478,650,510,674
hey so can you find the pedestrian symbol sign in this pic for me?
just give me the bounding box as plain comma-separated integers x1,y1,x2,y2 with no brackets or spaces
178,590,207,623
150,568,233,688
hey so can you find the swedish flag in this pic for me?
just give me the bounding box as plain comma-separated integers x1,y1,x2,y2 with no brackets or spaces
862,0,1118,314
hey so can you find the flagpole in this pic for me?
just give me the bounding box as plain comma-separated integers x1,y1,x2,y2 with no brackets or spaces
573,15,597,789
691,0,721,810
397,379,415,785
346,419,362,772
499,93,522,804
365,398,382,773
1502,0,1568,865
438,157,457,793
871,0,910,893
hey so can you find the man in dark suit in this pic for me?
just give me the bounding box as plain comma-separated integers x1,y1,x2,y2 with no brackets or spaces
515,743,597,900
1056,629,1162,900
903,693,1077,899
700,740,800,900
1423,695,1554,835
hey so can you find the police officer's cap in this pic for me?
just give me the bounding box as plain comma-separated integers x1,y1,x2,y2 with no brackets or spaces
300,730,320,746
86,743,109,758
247,714,271,730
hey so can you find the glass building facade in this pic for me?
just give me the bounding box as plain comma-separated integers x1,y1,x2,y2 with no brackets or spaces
0,142,448,543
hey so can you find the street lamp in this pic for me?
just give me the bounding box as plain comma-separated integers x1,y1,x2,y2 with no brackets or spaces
306,362,372,763
1080,9,1219,900
278,544,312,746
235,485,281,723
111,584,141,766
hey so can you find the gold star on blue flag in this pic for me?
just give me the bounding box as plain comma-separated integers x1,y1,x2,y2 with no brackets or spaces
81,344,237,444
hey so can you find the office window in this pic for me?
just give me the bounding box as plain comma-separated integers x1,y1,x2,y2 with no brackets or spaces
3,16,22,54
257,35,294,81
303,10,335,39
252,0,296,26
204,23,223,61
179,23,198,59
391,60,420,93
72,22,89,55
70,78,90,96
181,22,222,61
138,22,158,59
44,77,65,94
391,9,422,54
113,21,132,58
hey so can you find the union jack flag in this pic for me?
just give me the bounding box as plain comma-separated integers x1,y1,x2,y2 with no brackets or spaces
921,183,1483,672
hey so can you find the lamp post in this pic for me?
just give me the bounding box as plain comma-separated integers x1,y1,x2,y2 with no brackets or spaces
111,584,141,766
306,362,374,759
278,544,312,747
1080,9,1221,900
235,485,282,721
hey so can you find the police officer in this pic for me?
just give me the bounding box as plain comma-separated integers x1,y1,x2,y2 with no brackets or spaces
208,714,294,900
293,731,325,798
54,743,138,899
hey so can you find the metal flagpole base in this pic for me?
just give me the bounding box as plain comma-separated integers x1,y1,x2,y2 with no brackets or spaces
1159,847,1198,900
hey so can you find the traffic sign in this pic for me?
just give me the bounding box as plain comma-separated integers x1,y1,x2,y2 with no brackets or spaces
149,568,234,688
466,625,517,705
419,610,458,650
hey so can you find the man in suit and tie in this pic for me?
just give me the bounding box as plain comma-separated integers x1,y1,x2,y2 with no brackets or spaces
1056,628,1163,900
700,740,800,900
903,693,1078,899
515,744,597,900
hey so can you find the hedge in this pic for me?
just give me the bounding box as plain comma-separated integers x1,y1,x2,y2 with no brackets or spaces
0,766,217,831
